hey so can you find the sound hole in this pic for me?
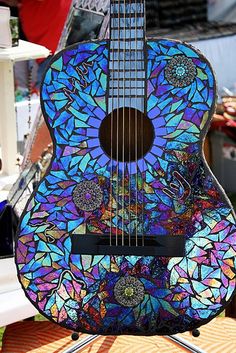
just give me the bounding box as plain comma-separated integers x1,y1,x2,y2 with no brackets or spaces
99,107,154,162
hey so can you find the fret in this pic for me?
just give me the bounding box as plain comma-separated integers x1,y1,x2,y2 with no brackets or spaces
110,2,144,15
109,88,145,99
110,36,144,42
110,77,144,82
110,80,145,88
108,97,144,113
110,40,144,49
109,88,144,96
110,58,144,63
110,61,144,70
110,47,144,52
110,68,146,74
109,92,145,97
110,12,144,19
110,0,140,3
111,25,143,30
110,29,144,40
111,17,144,28
110,51,143,60
111,71,145,79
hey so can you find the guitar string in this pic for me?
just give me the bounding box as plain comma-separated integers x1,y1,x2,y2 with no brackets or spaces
128,0,132,247
116,0,121,247
137,0,142,247
135,0,138,247
138,0,145,247
109,0,114,246
122,0,126,246
141,0,145,247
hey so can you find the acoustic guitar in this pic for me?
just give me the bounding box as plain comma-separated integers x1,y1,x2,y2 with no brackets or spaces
16,0,236,335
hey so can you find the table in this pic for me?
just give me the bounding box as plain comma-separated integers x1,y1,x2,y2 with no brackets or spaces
0,257,38,327
0,40,50,175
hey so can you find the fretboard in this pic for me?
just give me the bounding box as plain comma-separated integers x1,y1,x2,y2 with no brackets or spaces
109,0,146,112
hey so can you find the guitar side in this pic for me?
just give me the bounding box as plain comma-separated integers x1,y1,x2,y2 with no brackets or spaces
15,39,236,335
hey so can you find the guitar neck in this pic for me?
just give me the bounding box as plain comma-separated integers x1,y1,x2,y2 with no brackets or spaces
110,0,146,41
109,0,146,112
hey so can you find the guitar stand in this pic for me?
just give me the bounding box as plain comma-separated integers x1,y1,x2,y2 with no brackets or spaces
166,332,205,353
192,329,201,337
71,332,80,341
61,330,205,353
62,334,100,353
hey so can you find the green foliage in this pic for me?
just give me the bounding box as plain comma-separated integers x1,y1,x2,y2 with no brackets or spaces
35,314,47,321
0,326,5,347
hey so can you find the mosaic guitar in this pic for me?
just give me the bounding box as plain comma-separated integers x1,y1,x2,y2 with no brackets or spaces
16,0,236,335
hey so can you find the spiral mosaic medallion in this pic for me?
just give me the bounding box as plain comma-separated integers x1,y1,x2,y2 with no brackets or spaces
165,55,197,87
114,276,145,307
72,180,103,211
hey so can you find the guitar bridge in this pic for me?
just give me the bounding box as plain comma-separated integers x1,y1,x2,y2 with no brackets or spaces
71,234,185,257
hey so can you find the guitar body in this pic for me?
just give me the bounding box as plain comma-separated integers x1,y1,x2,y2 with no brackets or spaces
16,37,236,335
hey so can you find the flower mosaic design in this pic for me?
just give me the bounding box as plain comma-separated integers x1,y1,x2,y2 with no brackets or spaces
164,55,197,87
72,180,103,211
114,276,145,307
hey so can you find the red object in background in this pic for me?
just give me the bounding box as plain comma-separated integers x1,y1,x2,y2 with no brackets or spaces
19,0,72,59
211,114,236,142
